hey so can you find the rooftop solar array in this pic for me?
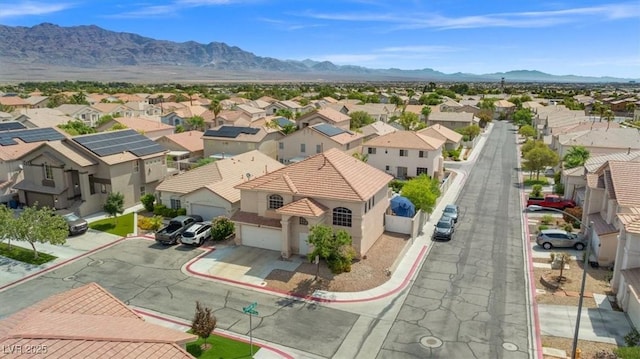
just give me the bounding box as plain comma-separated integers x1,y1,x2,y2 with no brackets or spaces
274,117,294,127
0,122,27,131
313,123,350,137
0,127,66,146
203,126,260,138
73,129,166,157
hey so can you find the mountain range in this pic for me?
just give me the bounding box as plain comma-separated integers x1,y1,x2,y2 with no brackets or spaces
0,23,634,83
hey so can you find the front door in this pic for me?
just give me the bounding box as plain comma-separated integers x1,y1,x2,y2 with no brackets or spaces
299,233,309,255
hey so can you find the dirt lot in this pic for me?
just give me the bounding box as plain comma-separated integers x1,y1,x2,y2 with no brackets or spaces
542,336,619,359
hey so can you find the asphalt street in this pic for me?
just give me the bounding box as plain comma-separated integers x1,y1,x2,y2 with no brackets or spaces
378,121,532,358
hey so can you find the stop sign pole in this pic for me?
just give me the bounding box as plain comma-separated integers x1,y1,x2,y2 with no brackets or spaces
242,302,259,357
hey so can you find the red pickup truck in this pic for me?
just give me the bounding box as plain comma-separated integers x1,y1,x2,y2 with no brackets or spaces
527,194,576,210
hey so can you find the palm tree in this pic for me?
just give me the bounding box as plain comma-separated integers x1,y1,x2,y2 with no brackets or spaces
186,116,205,131
208,100,222,119
604,109,615,130
421,106,432,122
563,146,590,169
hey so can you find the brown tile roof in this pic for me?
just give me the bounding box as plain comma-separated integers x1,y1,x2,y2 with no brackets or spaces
618,207,640,234
112,117,174,133
587,213,618,235
418,124,463,143
608,161,640,206
0,96,30,106
300,107,351,124
586,173,599,188
0,139,42,161
236,148,392,202
157,130,204,152
230,211,282,228
0,282,195,359
364,130,445,151
276,197,329,217
45,140,98,167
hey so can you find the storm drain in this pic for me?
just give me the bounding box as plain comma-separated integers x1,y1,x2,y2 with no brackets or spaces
62,275,77,282
502,342,518,351
420,336,443,348
87,259,104,267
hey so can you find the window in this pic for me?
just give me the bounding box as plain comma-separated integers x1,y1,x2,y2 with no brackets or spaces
385,165,390,171
316,144,322,153
333,207,352,227
100,184,107,194
399,149,408,157
268,194,283,209
416,167,429,176
279,142,284,150
170,198,182,209
364,202,368,214
133,160,139,173
140,186,146,197
43,162,53,180
300,144,306,153
367,147,376,154
419,151,425,158
299,217,308,225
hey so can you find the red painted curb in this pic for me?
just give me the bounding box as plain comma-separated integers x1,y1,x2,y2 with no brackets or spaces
133,308,294,359
0,235,129,292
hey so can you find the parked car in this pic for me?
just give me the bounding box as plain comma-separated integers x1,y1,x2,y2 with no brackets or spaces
433,216,455,241
536,229,587,250
180,221,212,246
526,194,576,210
442,204,459,223
155,215,203,245
57,210,88,236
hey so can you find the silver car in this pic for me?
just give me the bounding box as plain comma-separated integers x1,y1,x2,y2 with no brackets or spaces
536,229,587,250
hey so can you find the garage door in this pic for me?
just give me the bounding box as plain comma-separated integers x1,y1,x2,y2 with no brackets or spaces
26,192,55,208
241,225,282,252
299,233,309,255
190,203,226,222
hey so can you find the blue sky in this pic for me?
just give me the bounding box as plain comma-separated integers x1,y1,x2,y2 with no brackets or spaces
1,0,639,78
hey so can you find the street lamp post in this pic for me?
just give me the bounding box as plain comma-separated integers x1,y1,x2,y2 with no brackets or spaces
527,205,594,359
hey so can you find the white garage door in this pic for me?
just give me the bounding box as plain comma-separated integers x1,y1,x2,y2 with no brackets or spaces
299,233,309,255
190,203,226,221
241,225,282,252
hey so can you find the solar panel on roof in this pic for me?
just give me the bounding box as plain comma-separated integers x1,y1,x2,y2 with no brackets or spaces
204,126,260,138
275,117,294,127
0,122,26,131
72,129,165,157
0,139,17,146
0,127,65,145
313,123,346,137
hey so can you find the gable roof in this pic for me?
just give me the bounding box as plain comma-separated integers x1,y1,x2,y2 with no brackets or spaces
618,207,640,234
428,111,479,123
418,124,463,143
584,150,640,173
359,120,398,138
236,148,392,202
109,116,175,134
203,125,272,143
607,161,640,207
0,96,30,107
157,150,284,203
16,108,76,128
0,282,195,359
276,197,328,217
156,130,204,152
558,128,640,153
309,123,363,144
299,107,351,124
72,129,167,164
364,130,445,151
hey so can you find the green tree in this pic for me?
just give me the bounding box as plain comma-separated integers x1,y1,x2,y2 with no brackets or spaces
211,217,234,240
13,205,68,259
280,123,297,135
401,174,441,213
397,112,425,131
456,124,481,141
69,91,88,105
191,301,217,350
57,120,96,136
477,109,493,128
479,98,496,111
513,108,533,127
523,146,559,180
421,106,432,121
518,125,536,139
109,123,128,131
275,109,294,120
208,100,222,119
352,152,368,162
95,114,114,127
103,192,125,224
306,225,354,273
563,146,590,169
140,194,156,212
175,124,185,133
0,205,14,249
46,93,68,108
521,139,547,158
186,116,205,131
349,111,374,130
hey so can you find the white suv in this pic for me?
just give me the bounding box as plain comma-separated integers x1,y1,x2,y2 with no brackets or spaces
180,222,212,246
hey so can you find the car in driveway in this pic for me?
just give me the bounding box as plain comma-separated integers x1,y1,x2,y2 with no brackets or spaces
180,221,212,246
57,210,89,236
432,216,455,241
442,204,459,223
536,229,587,250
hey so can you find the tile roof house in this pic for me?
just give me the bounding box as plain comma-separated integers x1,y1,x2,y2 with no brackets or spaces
264,100,308,116
96,117,175,140
363,130,445,180
277,123,364,164
12,108,76,128
156,150,284,221
23,95,49,109
0,282,196,358
297,107,351,130
92,103,136,118
417,124,463,151
426,112,479,131
55,104,101,127
612,206,640,329
554,128,640,159
155,130,205,168
345,103,396,122
14,129,168,216
0,96,31,110
231,148,393,257
359,120,398,141
202,125,284,160
582,160,640,267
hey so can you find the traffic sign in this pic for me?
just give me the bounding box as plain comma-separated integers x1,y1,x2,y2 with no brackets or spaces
243,302,258,315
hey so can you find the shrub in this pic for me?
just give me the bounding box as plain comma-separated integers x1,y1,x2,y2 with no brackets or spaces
538,225,549,232
211,216,234,241
138,215,164,231
562,223,573,232
153,204,167,216
553,182,565,195
563,207,583,227
530,184,543,198
541,215,554,225
140,194,156,212
625,328,640,347
389,179,405,193
177,208,187,216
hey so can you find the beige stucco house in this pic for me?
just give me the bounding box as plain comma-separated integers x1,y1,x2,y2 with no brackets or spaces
14,129,168,216
55,104,102,127
426,112,479,131
297,107,351,130
231,148,393,257
418,124,463,151
156,150,284,221
612,207,640,329
202,125,284,159
96,116,175,140
277,123,364,164
553,128,640,159
363,130,445,180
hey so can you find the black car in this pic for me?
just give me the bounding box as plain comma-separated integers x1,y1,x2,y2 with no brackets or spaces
442,204,459,223
433,216,455,241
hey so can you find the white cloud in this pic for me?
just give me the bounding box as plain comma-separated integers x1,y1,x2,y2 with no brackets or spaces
107,5,177,19
0,1,74,19
377,45,461,53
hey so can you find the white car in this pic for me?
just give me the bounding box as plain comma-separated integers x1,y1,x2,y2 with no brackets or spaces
180,222,212,246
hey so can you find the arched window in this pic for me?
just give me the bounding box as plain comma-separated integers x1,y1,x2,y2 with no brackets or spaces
333,207,352,227
268,194,283,209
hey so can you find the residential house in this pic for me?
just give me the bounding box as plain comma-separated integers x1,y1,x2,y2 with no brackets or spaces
23,95,49,108
418,124,463,151
360,120,398,141
553,128,640,159
582,161,640,267
363,130,445,179
156,150,284,220
453,104,481,117
55,104,101,127
439,98,464,112
92,102,135,118
236,104,267,120
345,103,396,122
96,116,175,140
14,129,168,216
265,100,311,116
124,101,162,118
212,110,252,128
277,123,364,164
426,112,479,131
494,99,516,120
0,95,30,110
148,92,176,105
0,282,196,358
155,130,205,171
612,207,640,328
297,107,351,130
12,108,76,128
202,125,284,159
231,148,393,257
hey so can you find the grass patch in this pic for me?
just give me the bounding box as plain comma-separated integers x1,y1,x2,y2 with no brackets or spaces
523,175,549,186
0,242,57,265
186,334,260,359
89,212,134,237
616,346,640,359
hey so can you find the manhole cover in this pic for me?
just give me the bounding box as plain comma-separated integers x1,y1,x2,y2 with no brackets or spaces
87,260,104,267
420,336,443,348
63,275,76,281
502,342,518,351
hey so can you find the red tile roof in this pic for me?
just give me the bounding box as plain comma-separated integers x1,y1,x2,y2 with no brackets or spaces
276,197,329,217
